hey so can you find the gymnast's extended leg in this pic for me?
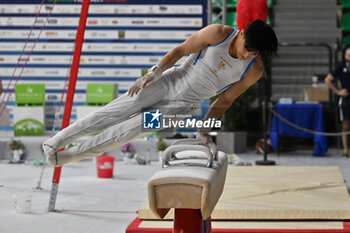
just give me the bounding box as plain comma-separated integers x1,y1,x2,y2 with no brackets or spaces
47,101,192,166
43,79,167,157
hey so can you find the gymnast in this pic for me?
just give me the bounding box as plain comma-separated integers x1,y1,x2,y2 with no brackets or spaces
43,20,278,166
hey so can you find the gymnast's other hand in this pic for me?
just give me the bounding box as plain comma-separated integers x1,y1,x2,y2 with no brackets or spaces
128,77,142,97
128,74,155,97
128,76,145,97
141,75,153,89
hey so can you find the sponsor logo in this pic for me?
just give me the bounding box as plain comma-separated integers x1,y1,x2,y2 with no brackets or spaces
45,6,53,11
32,57,46,61
100,19,109,25
18,57,29,62
132,20,144,24
36,19,45,24
47,95,58,100
92,71,105,75
48,19,58,24
14,119,44,136
88,58,105,62
138,32,150,38
98,33,107,37
88,20,98,25
45,32,58,36
45,70,59,75
118,31,125,39
149,58,159,63
146,20,160,24
97,87,103,93
159,6,167,11
6,19,13,26
26,87,33,93
93,9,111,14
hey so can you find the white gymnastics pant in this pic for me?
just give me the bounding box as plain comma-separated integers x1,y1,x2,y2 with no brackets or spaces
46,73,203,162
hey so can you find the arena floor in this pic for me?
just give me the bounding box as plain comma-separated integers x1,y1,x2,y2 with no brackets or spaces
1,148,349,233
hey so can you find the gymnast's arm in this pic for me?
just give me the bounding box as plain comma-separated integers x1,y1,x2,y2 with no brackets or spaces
156,24,233,71
127,24,233,97
196,57,264,143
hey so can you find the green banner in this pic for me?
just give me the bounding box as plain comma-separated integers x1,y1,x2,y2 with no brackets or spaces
14,118,44,136
15,84,45,105
86,83,117,105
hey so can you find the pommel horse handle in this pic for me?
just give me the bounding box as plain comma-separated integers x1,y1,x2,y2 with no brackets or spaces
171,139,218,161
162,144,214,168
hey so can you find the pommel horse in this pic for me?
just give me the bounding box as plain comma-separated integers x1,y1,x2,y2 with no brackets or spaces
147,139,228,233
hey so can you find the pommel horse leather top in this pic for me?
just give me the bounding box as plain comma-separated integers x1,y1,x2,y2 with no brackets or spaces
147,139,228,220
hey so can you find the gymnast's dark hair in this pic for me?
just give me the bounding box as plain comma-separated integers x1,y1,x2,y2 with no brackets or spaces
243,19,278,60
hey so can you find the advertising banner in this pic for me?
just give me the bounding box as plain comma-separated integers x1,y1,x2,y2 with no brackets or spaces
0,0,207,130
13,107,45,136
86,83,118,104
15,84,45,105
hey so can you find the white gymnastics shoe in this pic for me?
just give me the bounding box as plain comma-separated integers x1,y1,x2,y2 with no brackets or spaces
42,143,57,157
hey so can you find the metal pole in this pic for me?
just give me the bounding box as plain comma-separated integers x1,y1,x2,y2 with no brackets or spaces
256,73,275,166
207,0,212,24
48,0,91,212
222,0,227,25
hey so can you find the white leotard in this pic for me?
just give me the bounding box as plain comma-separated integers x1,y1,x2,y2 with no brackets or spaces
163,28,256,101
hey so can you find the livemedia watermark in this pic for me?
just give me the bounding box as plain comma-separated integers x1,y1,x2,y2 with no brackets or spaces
142,109,221,131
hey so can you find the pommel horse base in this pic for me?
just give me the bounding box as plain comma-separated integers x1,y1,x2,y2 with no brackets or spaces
147,139,228,233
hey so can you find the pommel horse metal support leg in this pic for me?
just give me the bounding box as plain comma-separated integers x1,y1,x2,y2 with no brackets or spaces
173,209,211,233
147,139,228,233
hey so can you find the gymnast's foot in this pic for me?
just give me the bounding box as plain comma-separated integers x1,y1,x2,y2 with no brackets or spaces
42,134,65,157
42,143,57,157
46,151,76,167
46,147,103,167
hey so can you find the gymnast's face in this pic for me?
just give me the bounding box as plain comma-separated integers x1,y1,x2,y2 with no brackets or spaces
236,31,258,60
345,49,350,64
